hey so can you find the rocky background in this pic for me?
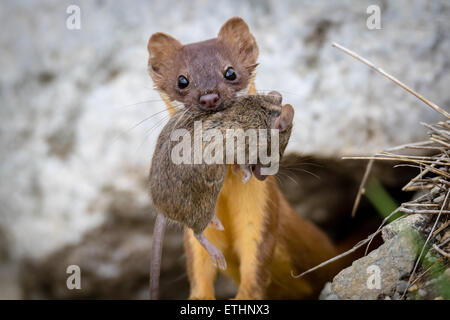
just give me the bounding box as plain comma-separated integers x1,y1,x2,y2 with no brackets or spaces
0,0,449,299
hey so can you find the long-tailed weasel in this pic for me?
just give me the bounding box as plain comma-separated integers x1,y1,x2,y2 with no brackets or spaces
147,17,342,299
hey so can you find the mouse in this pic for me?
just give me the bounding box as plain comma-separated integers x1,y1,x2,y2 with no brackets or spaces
148,92,294,299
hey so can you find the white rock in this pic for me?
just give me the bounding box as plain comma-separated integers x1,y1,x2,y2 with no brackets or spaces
1,0,449,260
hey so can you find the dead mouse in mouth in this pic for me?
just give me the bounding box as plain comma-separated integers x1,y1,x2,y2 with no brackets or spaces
149,91,294,299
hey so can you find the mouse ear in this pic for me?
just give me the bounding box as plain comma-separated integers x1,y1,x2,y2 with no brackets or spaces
147,32,182,76
273,104,294,131
218,17,259,73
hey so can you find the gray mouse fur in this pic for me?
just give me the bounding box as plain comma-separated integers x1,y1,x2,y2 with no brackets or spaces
148,91,294,299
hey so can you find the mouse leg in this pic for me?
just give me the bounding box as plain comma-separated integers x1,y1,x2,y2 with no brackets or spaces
231,164,241,175
208,214,224,230
185,231,218,299
240,165,252,184
194,232,227,270
232,164,252,184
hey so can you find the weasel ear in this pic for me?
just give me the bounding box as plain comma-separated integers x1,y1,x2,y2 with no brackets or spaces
147,32,182,75
218,17,259,71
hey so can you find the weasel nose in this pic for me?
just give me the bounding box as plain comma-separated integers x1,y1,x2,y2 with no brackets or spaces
199,93,219,109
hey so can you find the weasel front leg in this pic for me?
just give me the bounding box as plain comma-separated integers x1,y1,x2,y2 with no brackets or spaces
234,232,270,299
231,184,277,300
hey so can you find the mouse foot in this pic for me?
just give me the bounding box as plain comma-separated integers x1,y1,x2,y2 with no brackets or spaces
232,164,252,184
241,165,252,184
267,90,282,105
208,215,224,230
194,233,227,270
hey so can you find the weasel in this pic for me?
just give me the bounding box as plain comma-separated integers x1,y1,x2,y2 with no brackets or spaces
147,17,341,299
149,92,294,299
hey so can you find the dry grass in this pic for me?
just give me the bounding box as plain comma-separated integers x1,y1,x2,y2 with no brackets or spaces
293,43,449,299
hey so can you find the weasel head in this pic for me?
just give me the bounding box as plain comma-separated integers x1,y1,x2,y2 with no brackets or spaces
147,17,259,112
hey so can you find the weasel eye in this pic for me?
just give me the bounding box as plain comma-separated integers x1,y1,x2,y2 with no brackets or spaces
224,67,237,81
177,75,189,89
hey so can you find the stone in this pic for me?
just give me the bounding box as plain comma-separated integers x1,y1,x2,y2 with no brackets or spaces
396,280,409,293
328,231,419,300
382,214,427,242
319,282,340,300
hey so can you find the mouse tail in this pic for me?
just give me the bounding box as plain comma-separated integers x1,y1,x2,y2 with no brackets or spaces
150,212,167,300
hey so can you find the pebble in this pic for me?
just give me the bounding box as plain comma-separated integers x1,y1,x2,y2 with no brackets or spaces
418,289,427,297
397,280,408,293
408,284,418,292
